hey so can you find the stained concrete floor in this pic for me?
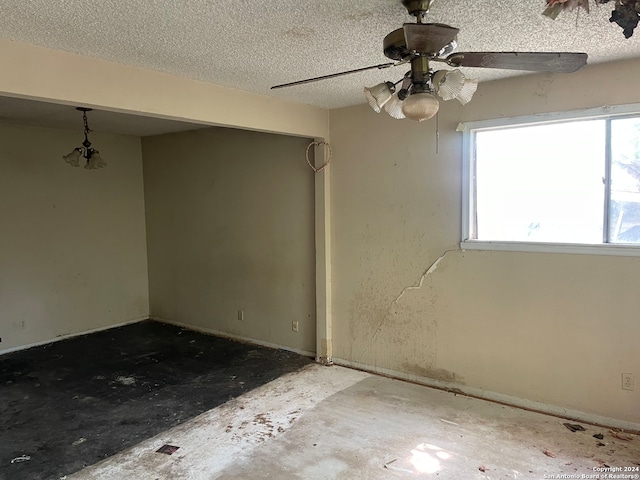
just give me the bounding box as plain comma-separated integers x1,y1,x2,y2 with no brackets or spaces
68,364,639,480
0,321,311,480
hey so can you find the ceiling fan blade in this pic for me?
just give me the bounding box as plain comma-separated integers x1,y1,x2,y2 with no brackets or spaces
271,63,397,89
445,52,587,73
403,23,459,55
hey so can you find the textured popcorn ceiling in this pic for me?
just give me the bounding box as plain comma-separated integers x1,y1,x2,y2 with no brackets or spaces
1,0,639,111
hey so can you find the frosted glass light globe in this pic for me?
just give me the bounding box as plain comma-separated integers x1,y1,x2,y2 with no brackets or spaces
401,92,439,122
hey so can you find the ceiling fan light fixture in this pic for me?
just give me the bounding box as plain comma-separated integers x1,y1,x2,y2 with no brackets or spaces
401,91,439,122
384,94,406,119
456,77,478,105
363,81,396,112
432,69,463,100
432,69,478,105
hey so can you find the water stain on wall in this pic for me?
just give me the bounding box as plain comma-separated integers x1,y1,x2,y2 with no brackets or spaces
402,363,465,385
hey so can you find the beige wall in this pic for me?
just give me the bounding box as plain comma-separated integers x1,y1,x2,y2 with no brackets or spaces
329,58,640,426
143,127,316,354
0,124,149,353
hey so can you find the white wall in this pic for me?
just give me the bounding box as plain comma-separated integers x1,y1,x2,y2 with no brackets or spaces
0,124,149,353
143,127,316,354
329,58,640,426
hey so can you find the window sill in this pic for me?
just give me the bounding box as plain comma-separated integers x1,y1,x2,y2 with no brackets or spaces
460,240,640,257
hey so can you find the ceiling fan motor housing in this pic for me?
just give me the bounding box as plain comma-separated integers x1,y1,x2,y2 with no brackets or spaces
383,28,411,61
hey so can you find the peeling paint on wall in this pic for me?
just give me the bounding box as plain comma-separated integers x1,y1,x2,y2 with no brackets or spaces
387,249,455,309
354,249,456,367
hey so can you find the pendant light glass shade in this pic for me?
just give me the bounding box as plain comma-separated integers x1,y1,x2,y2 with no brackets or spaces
363,82,395,113
85,151,107,170
384,94,406,119
63,148,82,167
401,92,439,122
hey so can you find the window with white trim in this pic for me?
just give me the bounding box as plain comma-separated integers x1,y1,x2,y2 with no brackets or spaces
462,106,640,254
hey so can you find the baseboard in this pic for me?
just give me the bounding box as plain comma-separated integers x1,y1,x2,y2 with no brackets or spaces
332,357,640,435
0,316,149,356
151,316,316,358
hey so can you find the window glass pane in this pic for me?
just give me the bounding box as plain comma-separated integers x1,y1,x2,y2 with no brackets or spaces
475,120,605,243
610,117,640,244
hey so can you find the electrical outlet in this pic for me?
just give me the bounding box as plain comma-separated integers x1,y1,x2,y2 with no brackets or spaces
292,321,299,333
237,310,244,321
622,373,635,391
19,320,26,330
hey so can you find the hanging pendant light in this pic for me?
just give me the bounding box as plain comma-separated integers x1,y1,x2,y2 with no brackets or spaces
63,108,107,170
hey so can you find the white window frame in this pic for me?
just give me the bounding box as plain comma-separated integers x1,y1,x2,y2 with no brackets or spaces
460,103,640,257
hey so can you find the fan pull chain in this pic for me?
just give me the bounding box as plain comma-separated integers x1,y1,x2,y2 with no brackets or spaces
435,110,440,154
306,141,332,173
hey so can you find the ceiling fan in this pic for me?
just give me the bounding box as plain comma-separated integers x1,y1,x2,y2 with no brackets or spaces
271,0,588,122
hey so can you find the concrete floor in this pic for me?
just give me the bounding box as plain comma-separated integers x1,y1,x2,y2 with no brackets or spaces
69,364,639,480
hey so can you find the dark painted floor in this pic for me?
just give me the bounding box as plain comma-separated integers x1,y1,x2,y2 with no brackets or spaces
0,320,312,480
